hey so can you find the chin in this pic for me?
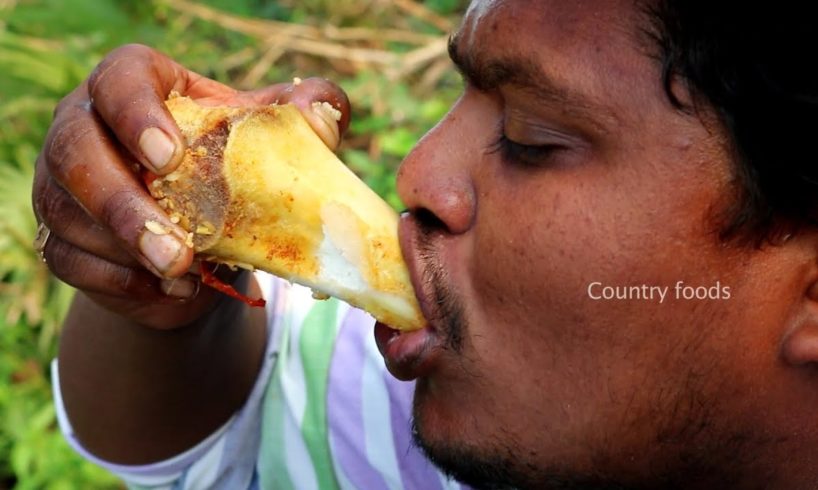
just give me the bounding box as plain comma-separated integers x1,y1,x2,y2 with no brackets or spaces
410,380,633,490
411,420,631,490
410,379,526,489
410,421,519,489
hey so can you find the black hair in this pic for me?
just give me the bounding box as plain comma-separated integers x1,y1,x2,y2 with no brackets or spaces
646,1,818,244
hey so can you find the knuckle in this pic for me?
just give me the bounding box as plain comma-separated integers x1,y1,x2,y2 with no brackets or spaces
34,179,67,226
88,44,154,98
110,100,148,136
99,190,146,243
112,266,149,295
43,237,83,286
111,43,154,58
53,96,67,119
45,236,146,296
39,187,89,240
53,87,87,119
31,164,48,219
44,115,96,178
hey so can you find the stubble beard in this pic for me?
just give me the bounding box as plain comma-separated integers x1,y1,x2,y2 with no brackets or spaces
406,215,775,489
408,270,775,488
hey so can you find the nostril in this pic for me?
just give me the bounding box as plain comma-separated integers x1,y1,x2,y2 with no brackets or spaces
413,207,449,233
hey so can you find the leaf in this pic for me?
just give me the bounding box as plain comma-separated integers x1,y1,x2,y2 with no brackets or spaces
6,0,132,40
379,127,418,157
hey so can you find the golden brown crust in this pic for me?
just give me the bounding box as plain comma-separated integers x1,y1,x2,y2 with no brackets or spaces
151,96,425,331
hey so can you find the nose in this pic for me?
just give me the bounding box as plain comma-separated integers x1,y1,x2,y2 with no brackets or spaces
396,97,480,235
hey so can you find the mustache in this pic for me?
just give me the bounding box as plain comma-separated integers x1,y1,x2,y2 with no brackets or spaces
414,210,467,353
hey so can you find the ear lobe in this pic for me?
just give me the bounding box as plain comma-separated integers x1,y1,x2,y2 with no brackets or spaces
781,282,818,366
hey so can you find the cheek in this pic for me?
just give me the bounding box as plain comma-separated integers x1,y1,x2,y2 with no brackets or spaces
466,173,619,342
470,191,579,325
462,143,736,367
449,168,729,444
461,182,608,398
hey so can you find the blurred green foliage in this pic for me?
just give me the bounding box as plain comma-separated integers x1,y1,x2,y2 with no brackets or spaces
0,0,464,487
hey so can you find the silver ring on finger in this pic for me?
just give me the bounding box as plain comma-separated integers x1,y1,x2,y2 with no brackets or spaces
33,222,52,263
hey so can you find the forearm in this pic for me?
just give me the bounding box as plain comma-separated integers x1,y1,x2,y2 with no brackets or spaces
57,273,267,465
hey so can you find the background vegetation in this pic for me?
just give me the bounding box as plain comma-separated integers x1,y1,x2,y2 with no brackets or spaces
0,0,465,487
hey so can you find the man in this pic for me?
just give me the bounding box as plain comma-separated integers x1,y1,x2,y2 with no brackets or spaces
32,0,818,488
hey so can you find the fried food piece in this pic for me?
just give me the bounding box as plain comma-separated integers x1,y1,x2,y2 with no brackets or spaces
147,95,423,331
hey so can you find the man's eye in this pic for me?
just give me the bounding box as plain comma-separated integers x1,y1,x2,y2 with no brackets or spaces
488,134,560,167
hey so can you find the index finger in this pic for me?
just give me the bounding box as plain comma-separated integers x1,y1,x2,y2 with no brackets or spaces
87,43,234,175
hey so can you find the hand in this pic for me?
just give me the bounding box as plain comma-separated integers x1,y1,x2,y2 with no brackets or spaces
32,44,351,329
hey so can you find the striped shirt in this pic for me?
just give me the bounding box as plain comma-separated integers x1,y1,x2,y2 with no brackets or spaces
52,272,468,490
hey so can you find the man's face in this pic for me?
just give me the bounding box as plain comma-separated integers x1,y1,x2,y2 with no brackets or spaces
384,0,812,488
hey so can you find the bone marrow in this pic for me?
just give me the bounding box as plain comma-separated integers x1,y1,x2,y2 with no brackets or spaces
147,94,424,331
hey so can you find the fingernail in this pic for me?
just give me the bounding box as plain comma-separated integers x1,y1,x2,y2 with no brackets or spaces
160,278,198,299
139,230,184,275
310,101,341,150
139,127,176,171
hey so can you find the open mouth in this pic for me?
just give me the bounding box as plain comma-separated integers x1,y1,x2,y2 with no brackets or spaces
373,213,445,380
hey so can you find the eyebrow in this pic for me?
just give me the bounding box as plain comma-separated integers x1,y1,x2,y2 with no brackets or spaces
447,32,616,130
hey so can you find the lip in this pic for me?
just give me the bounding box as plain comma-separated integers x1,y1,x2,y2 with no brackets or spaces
374,322,439,381
373,213,444,380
